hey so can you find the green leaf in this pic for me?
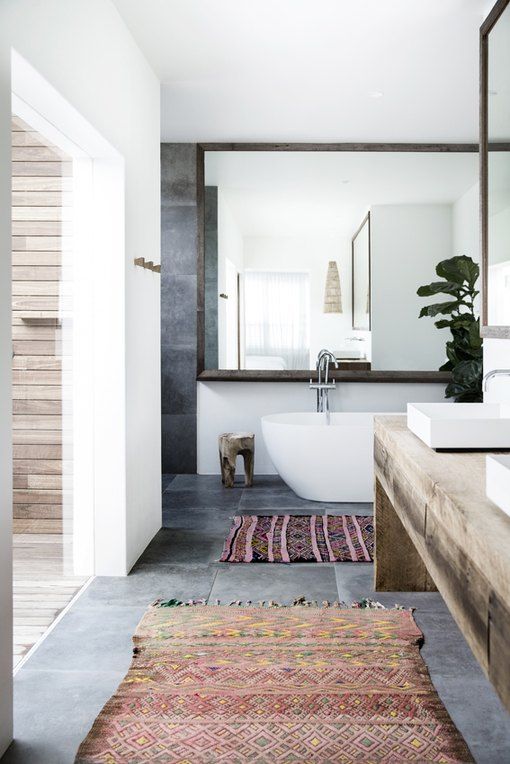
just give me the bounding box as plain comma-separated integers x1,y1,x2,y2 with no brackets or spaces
449,316,477,330
417,281,462,298
467,320,483,347
436,255,479,287
420,301,461,318
445,382,483,402
452,358,483,385
445,345,461,366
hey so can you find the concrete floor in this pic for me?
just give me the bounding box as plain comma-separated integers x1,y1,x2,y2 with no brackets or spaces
12,534,88,669
3,474,510,763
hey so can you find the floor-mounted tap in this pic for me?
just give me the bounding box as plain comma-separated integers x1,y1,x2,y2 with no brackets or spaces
309,349,338,422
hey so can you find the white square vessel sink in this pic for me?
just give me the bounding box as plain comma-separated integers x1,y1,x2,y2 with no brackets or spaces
486,455,510,518
407,402,510,449
335,349,364,360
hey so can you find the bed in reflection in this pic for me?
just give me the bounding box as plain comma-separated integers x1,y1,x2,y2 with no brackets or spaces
245,355,287,371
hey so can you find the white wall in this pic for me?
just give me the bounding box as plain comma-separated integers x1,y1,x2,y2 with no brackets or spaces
370,204,451,370
0,1,161,748
0,29,13,758
452,183,479,261
218,189,244,367
489,205,510,266
197,381,447,474
243,235,358,365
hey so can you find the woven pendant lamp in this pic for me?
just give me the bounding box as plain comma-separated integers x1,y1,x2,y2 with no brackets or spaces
323,260,343,313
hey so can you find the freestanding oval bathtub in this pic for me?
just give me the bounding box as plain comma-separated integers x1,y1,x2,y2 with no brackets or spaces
261,412,376,502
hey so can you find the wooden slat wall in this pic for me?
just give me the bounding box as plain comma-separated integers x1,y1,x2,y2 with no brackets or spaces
12,116,72,534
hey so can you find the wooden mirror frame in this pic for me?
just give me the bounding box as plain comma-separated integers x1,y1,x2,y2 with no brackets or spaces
197,142,477,382
480,0,510,339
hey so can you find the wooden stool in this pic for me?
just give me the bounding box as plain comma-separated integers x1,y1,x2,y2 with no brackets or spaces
218,432,255,488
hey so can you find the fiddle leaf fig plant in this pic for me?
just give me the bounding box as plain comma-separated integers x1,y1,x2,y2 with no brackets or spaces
417,255,483,402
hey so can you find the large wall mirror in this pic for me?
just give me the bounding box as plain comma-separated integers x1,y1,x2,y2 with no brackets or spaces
481,0,510,338
198,145,478,380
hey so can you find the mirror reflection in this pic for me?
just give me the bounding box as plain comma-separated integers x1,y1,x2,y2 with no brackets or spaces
204,151,478,371
352,213,370,332
487,3,510,327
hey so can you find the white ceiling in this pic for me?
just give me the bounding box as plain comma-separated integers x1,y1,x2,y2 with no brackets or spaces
205,150,479,236
113,0,491,142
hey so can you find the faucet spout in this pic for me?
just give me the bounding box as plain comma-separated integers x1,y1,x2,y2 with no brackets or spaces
483,369,510,393
310,349,339,416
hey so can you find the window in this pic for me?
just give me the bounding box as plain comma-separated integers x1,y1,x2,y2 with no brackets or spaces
244,271,310,370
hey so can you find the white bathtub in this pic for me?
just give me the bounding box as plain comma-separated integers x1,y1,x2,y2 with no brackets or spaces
261,412,376,502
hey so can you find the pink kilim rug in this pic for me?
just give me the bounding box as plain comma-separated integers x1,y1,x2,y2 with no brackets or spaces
220,514,373,562
75,603,473,763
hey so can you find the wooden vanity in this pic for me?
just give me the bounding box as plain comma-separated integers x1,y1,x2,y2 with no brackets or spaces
374,415,510,712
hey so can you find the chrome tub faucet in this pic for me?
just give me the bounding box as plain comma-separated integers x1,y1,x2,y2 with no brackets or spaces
310,349,338,421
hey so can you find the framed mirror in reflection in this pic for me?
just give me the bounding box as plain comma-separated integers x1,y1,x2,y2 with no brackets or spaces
481,0,510,338
200,146,479,377
352,212,371,332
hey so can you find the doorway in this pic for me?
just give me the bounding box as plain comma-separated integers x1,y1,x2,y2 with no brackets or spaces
9,51,128,675
11,112,89,669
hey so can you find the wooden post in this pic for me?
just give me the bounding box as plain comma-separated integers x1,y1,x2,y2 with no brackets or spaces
374,478,434,592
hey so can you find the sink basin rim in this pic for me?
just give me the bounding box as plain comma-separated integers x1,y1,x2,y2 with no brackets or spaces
407,402,510,449
486,454,510,518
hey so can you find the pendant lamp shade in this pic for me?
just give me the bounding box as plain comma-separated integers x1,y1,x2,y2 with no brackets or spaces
323,260,343,313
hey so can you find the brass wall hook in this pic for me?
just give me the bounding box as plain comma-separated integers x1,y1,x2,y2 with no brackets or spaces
134,257,161,273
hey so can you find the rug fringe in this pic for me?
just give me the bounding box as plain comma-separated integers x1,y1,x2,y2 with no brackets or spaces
155,595,407,610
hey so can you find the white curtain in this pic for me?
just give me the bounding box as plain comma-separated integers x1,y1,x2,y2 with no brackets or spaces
244,271,310,370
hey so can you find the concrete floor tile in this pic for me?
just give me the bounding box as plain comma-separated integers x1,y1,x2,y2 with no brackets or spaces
163,488,241,510
4,669,123,764
169,474,286,491
416,610,483,677
209,563,338,604
334,564,447,612
162,505,236,528
430,676,510,764
75,563,216,608
245,475,286,488
140,527,226,564
162,474,177,491
238,491,369,513
22,606,142,673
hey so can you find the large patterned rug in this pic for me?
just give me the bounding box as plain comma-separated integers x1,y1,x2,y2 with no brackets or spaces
75,603,473,763
220,514,373,562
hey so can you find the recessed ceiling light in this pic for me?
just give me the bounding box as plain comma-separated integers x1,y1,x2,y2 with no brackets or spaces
368,90,384,99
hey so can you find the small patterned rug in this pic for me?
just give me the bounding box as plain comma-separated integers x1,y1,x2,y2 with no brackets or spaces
220,514,374,562
75,603,473,763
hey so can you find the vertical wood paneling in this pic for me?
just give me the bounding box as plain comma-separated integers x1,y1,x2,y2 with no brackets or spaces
11,119,71,532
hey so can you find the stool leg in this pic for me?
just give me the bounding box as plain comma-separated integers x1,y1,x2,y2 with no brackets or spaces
219,448,226,485
243,449,254,488
222,457,236,489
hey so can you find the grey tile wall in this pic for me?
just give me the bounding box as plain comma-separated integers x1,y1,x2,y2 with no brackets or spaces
161,144,198,473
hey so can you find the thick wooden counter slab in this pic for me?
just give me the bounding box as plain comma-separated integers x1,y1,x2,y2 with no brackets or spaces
374,415,510,712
